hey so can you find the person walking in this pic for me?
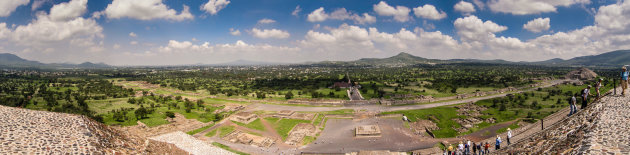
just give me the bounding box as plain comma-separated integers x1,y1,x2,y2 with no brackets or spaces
569,93,578,116
466,140,471,155
507,128,512,146
484,142,490,154
622,66,629,96
472,142,477,155
495,135,502,150
581,85,592,109
458,141,464,155
595,78,603,98
477,143,482,155
448,144,454,155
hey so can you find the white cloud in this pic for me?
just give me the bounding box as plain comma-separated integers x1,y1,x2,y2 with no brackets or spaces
354,13,377,25
292,5,301,17
454,15,507,42
0,0,105,63
31,0,51,11
523,17,550,33
229,28,241,36
413,4,447,20
307,7,328,22
472,0,485,10
373,1,411,22
250,28,290,39
201,0,230,15
113,40,301,65
129,32,137,37
257,18,276,25
488,0,590,15
105,0,194,21
49,0,87,21
0,0,29,17
454,1,476,14
113,44,121,49
130,41,138,45
307,7,376,24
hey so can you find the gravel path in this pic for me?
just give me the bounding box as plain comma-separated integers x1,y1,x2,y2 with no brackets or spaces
578,94,630,154
0,106,98,154
150,131,236,155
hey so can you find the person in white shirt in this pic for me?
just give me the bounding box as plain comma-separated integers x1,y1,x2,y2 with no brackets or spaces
507,128,512,146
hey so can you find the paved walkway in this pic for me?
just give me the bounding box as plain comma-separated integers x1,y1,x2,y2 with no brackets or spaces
150,131,235,155
249,80,569,113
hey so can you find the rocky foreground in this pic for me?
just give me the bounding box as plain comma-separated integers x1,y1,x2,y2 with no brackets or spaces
500,93,630,154
0,105,187,154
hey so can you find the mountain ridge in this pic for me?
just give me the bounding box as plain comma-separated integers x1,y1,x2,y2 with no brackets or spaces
2,50,630,68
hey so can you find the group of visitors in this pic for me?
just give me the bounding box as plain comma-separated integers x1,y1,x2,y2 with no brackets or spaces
568,77,604,116
443,128,512,155
441,67,630,155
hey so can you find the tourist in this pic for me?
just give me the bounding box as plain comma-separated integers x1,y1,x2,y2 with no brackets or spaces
458,141,464,154
402,114,408,122
477,143,482,155
507,128,512,146
484,142,490,154
569,93,578,116
448,144,454,155
466,140,471,154
495,135,502,150
595,78,603,98
622,66,629,96
472,142,477,155
581,85,592,109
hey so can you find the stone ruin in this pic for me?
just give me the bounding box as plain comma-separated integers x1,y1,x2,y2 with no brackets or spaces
355,125,382,137
410,119,439,138
565,67,598,80
230,112,257,124
278,110,295,116
222,130,274,148
272,111,316,120
285,123,317,145
452,102,494,133
215,105,244,114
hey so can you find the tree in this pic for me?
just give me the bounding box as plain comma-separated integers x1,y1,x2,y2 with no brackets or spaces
196,100,204,109
127,98,136,104
285,91,294,99
135,106,147,119
165,111,175,118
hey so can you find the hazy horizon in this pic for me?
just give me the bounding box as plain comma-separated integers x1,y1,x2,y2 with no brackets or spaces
1,0,630,65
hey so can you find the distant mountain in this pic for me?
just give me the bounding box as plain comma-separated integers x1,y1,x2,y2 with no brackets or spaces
317,52,444,66
76,62,111,68
0,53,43,67
313,50,630,67
537,50,630,66
0,53,111,69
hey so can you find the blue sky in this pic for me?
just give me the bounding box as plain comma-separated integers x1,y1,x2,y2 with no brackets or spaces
0,0,628,65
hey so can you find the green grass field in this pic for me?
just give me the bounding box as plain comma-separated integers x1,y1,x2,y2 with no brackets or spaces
268,118,311,140
232,118,265,131
186,123,215,135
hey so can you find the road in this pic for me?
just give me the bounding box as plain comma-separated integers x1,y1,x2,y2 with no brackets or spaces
247,80,570,113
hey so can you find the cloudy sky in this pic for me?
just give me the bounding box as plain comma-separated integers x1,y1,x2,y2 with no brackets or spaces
0,0,629,65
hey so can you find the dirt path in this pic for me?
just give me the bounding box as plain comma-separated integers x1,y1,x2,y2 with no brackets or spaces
259,118,284,145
